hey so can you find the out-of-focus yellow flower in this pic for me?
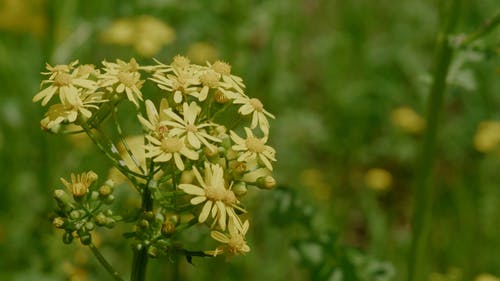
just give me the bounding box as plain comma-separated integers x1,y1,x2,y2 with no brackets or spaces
101,15,175,56
364,168,393,191
391,106,425,134
300,169,332,201
475,273,500,281
0,0,46,36
187,42,219,64
474,120,500,153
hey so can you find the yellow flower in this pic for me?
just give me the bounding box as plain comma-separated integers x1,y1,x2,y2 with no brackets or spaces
233,97,275,135
40,91,104,130
210,219,250,256
391,106,425,134
474,120,500,153
101,16,175,56
230,128,276,171
150,68,200,103
137,99,171,138
134,15,175,56
100,59,144,107
33,61,97,106
364,168,393,191
178,163,244,230
61,171,98,197
209,60,245,94
163,102,221,149
144,135,198,170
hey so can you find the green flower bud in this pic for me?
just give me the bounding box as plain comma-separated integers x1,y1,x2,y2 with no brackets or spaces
99,184,113,197
53,189,73,207
138,219,149,229
90,191,99,201
70,210,82,220
144,211,155,221
105,218,116,228
95,212,107,226
147,246,158,258
80,233,92,245
85,221,95,231
256,176,276,190
103,195,115,204
233,182,247,197
63,232,74,244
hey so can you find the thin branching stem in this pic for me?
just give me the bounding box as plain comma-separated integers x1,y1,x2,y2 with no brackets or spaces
88,243,124,281
112,107,146,174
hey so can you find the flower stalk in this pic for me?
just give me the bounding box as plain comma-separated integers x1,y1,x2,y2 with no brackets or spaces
408,1,462,281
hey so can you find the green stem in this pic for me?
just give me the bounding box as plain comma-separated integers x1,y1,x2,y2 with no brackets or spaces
408,1,462,281
88,243,124,281
130,183,154,281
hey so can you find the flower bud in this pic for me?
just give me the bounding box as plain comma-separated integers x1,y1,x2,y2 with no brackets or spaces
90,191,100,201
204,145,219,159
53,217,65,228
95,213,107,226
147,246,158,258
103,195,115,204
70,210,83,220
230,161,247,178
138,219,149,229
85,221,95,231
161,222,175,236
214,90,229,104
232,182,247,197
63,232,74,244
256,176,276,190
80,233,92,245
99,184,113,197
53,189,73,207
105,218,116,228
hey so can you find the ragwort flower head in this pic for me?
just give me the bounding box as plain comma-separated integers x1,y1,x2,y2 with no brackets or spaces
178,163,244,231
210,219,250,257
33,60,98,106
163,102,221,149
100,58,144,107
230,128,276,171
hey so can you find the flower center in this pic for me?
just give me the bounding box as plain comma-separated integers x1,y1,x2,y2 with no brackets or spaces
118,72,136,87
71,182,88,197
249,98,263,112
245,137,265,153
161,137,182,153
172,55,190,69
200,71,219,87
186,124,198,133
205,185,227,201
211,61,231,76
227,235,247,254
54,72,72,86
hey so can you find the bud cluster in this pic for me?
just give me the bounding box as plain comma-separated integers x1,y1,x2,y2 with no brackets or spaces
52,173,120,245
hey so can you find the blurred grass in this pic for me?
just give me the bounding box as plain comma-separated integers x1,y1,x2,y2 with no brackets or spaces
0,0,499,280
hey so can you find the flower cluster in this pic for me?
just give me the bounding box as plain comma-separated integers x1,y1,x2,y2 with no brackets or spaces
35,56,276,259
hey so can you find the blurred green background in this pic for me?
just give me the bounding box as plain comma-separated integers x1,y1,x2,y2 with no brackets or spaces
0,0,499,280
